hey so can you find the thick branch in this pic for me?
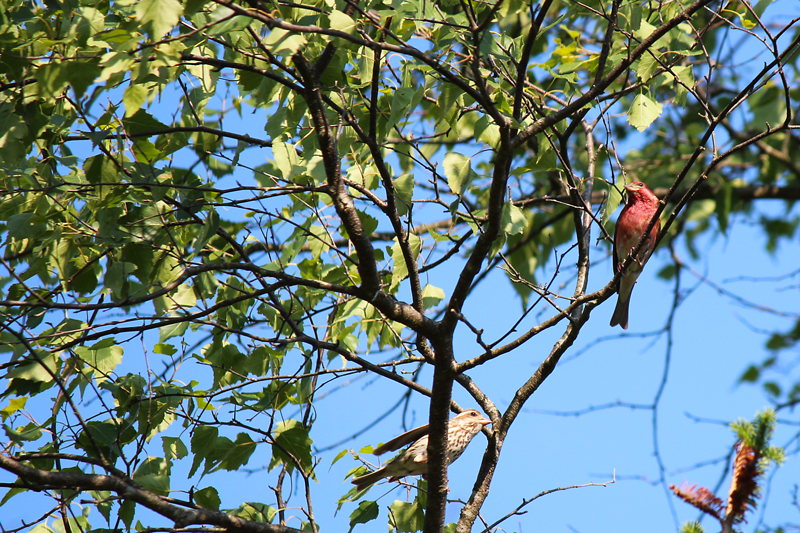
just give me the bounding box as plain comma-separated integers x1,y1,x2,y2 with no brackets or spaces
0,454,302,533
422,336,456,533
292,54,383,296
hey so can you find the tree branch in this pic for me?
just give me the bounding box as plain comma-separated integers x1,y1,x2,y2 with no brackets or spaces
0,454,304,533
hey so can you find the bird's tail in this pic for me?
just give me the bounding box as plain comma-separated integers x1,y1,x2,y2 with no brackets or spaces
609,294,630,330
610,274,637,329
352,467,387,492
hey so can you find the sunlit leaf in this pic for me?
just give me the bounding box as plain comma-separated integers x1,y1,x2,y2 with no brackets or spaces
443,152,474,196
627,93,663,131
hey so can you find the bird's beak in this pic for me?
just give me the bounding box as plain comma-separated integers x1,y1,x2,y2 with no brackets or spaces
480,418,491,427
623,183,640,194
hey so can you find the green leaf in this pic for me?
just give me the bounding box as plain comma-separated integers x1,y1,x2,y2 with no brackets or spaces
133,457,171,496
620,3,642,32
329,10,357,34
627,93,662,131
271,420,314,475
389,500,424,533
356,210,379,236
154,253,183,285
474,114,501,148
332,448,348,466
501,201,527,235
715,181,732,234
123,84,148,118
190,425,219,477
119,499,135,529
193,211,220,254
91,490,113,522
749,82,787,128
602,182,624,228
51,512,89,533
656,264,677,280
263,28,307,56
153,343,177,355
35,61,71,98
7,213,46,240
162,436,188,459
159,320,189,342
0,486,27,507
744,0,776,29
136,0,184,40
637,52,661,81
84,155,119,185
671,65,694,105
443,152,474,195
219,433,257,471
422,284,445,309
489,232,506,258
349,500,379,531
106,261,137,299
123,110,169,135
738,365,760,383
229,502,278,523
394,174,414,216
194,487,221,510
172,283,198,310
66,60,103,99
206,7,252,36
0,397,27,422
390,233,422,291
766,332,789,351
6,352,57,383
74,342,123,384
386,87,416,132
763,381,781,398
4,422,43,442
634,20,668,49
272,141,301,180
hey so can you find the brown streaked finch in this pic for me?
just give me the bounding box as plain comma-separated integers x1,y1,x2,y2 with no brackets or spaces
351,409,491,492
610,181,661,330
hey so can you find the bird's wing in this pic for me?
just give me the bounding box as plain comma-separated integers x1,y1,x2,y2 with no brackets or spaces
638,212,661,264
373,424,430,455
652,215,661,247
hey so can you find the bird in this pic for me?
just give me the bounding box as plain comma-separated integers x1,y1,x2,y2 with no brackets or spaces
351,409,492,492
610,181,661,330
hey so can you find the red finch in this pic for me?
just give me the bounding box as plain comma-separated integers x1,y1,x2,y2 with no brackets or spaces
610,181,661,330
351,409,491,492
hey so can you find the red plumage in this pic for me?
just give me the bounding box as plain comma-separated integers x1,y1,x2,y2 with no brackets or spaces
610,182,661,329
